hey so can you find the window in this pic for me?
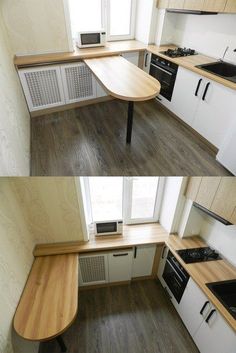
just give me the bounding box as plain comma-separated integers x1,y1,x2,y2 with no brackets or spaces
67,0,136,41
82,177,164,229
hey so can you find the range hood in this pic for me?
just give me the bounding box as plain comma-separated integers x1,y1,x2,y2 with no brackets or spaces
193,202,233,226
167,9,218,15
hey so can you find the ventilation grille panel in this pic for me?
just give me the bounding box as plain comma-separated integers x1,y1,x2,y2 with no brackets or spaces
64,65,94,101
24,69,62,107
79,255,106,284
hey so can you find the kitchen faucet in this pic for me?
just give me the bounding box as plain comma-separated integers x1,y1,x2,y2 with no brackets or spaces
220,46,229,62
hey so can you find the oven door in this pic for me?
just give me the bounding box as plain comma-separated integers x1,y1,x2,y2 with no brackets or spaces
149,63,175,101
162,258,185,303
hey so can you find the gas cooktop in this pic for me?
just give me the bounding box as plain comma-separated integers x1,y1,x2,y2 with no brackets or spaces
161,47,197,58
177,247,222,264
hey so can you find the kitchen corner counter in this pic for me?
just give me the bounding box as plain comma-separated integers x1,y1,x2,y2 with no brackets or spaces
33,223,168,257
167,234,236,332
148,44,236,91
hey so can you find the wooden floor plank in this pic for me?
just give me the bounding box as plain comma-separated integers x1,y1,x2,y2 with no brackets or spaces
31,100,230,176
39,280,199,353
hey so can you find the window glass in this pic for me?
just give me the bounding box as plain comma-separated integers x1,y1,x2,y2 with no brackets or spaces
130,177,159,220
109,0,132,36
89,177,123,221
68,0,103,38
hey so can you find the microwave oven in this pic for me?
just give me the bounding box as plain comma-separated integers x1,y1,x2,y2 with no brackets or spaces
76,30,107,49
94,220,123,237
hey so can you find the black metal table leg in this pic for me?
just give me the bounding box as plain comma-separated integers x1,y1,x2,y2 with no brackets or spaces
126,101,134,144
56,335,67,352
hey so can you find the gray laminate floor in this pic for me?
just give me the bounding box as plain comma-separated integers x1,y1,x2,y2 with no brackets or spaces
39,280,199,353
31,99,230,176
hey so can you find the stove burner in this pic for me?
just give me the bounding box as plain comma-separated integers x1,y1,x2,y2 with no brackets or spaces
161,47,197,58
177,247,222,264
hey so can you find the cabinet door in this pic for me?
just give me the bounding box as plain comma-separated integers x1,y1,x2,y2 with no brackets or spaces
195,177,221,209
185,177,202,201
168,0,185,8
184,0,204,10
202,0,227,12
121,52,139,67
96,80,108,98
132,245,156,278
61,62,97,104
193,79,236,148
108,249,133,282
194,306,236,353
18,66,65,112
178,278,212,337
79,253,109,286
210,177,236,223
170,67,203,126
224,0,236,12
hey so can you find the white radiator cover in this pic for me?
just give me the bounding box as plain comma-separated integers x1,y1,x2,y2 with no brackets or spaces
19,65,65,111
79,253,108,286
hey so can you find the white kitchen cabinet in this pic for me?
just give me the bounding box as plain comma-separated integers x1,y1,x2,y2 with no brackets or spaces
132,245,156,278
170,66,204,126
178,278,211,337
192,78,236,148
19,65,65,111
96,80,108,98
61,62,97,104
121,52,139,66
194,305,236,353
108,249,133,282
169,66,235,148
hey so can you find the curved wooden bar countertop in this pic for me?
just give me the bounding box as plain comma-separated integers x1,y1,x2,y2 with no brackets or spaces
14,254,78,341
84,56,161,101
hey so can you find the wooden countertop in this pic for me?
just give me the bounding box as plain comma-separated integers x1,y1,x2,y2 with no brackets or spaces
167,235,236,332
14,40,147,67
33,223,169,257
148,44,236,91
14,254,78,341
85,56,161,101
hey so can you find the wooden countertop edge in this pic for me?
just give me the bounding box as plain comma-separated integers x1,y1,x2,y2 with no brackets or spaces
166,235,236,333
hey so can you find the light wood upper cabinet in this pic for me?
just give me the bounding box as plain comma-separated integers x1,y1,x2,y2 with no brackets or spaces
184,0,205,10
168,0,185,9
210,178,236,223
202,0,227,12
195,177,221,210
224,0,236,12
157,0,169,8
185,177,236,224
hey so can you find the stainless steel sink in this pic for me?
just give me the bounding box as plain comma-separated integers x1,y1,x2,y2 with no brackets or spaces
196,61,236,83
207,279,236,319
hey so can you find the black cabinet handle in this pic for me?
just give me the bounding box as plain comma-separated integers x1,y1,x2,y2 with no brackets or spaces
200,301,210,315
205,309,216,324
195,78,203,96
134,246,137,259
202,82,211,101
113,253,128,257
145,53,149,67
161,245,167,259
157,96,162,102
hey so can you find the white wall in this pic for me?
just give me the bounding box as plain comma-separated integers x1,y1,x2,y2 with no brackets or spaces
200,217,236,266
159,177,187,233
135,0,158,44
163,13,236,63
1,0,71,55
0,7,30,176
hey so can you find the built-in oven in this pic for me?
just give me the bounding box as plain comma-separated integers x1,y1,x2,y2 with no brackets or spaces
163,250,189,303
149,54,178,101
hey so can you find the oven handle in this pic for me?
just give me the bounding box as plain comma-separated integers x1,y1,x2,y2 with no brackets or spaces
150,63,173,76
166,259,184,283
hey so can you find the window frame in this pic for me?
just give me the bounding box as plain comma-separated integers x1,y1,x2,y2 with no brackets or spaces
81,177,165,228
123,177,165,225
65,0,137,43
